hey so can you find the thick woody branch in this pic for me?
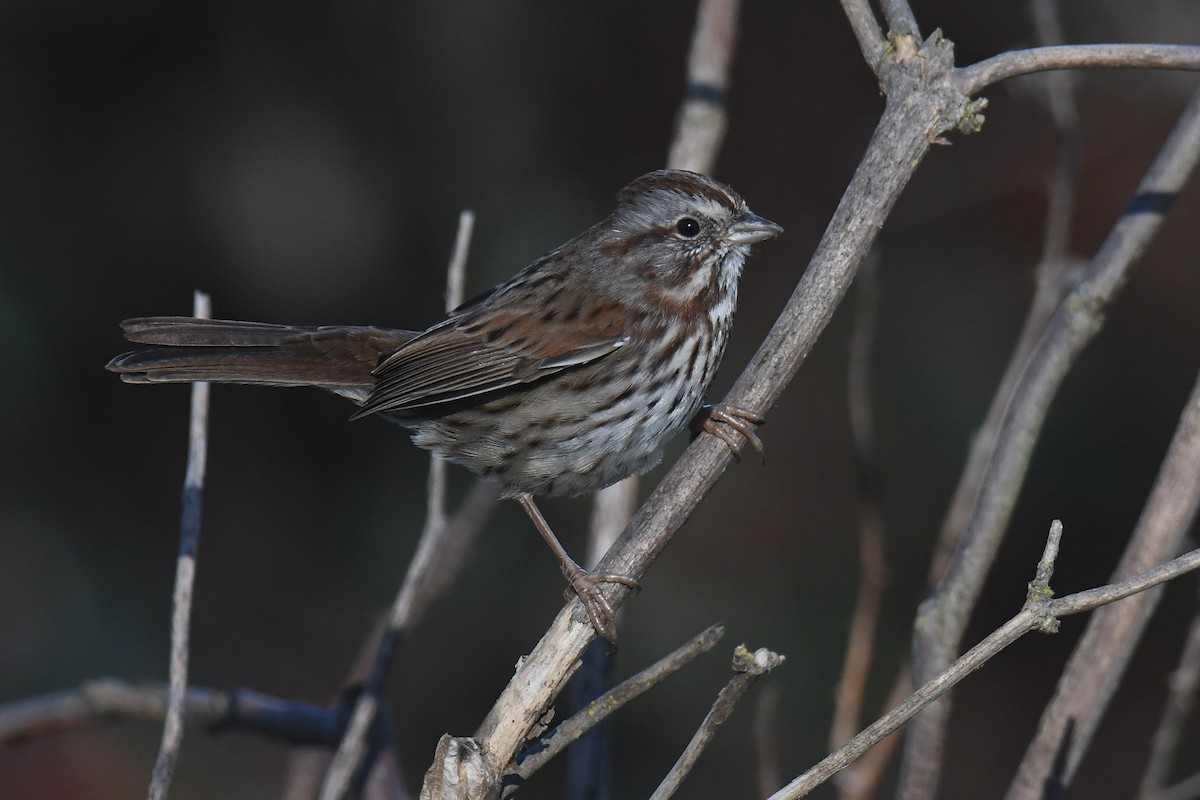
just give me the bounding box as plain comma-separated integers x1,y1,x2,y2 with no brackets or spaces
459,33,967,798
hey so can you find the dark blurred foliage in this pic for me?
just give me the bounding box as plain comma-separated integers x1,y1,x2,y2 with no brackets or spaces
2,1,1199,798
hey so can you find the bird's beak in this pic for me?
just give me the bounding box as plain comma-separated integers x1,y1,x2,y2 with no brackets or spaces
729,211,783,244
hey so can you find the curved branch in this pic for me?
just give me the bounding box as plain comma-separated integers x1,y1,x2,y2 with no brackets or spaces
959,43,1200,95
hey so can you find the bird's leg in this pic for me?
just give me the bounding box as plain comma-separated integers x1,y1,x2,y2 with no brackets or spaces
690,403,765,461
515,493,639,644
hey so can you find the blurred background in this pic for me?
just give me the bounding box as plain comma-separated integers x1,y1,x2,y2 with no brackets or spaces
2,1,1199,797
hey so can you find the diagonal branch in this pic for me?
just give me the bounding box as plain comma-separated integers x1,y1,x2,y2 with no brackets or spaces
1005,364,1200,798
321,212,492,800
464,32,970,796
838,0,886,73
770,526,1200,800
1138,584,1200,799
900,84,1200,800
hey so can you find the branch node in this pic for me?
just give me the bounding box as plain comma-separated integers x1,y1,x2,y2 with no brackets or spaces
1024,520,1064,633
733,645,786,675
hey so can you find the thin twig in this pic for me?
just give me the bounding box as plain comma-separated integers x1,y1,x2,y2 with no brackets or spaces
928,0,1085,585
959,43,1200,96
1147,770,1200,800
512,624,725,783
0,677,393,748
1001,95,1200,799
770,528,1200,800
284,621,410,800
830,255,890,800
754,685,782,798
667,0,742,176
650,646,785,800
1139,582,1200,798
320,212,492,800
147,290,211,800
903,84,1200,800
837,0,886,70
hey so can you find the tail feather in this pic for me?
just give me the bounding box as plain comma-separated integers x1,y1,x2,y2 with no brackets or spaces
107,317,416,401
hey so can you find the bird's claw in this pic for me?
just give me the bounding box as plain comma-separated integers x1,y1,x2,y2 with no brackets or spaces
562,567,639,645
692,403,765,462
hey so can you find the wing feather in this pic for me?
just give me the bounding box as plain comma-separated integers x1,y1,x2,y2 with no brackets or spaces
353,288,629,418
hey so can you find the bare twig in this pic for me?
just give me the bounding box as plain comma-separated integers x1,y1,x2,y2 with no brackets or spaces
0,678,363,746
928,0,1085,584
902,85,1200,800
838,0,886,70
1000,106,1200,800
1147,770,1200,800
321,212,494,800
650,645,785,800
0,680,225,742
754,685,782,798
667,0,741,175
770,527,1200,799
284,622,410,800
830,256,890,800
146,290,211,800
1139,584,1200,799
959,44,1200,96
512,625,725,784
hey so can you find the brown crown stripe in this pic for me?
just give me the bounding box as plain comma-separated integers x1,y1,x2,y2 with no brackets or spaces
618,170,741,211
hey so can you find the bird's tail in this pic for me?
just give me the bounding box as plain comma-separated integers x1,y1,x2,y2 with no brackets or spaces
107,317,415,401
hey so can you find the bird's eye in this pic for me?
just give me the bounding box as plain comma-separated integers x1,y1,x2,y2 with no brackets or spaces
675,217,701,238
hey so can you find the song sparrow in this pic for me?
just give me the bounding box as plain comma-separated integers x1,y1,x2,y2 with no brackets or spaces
108,169,782,643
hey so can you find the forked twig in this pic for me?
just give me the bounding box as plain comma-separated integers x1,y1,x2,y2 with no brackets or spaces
651,645,785,800
512,624,726,785
771,525,1200,800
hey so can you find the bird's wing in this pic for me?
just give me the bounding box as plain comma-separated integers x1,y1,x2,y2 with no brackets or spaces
352,288,629,418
